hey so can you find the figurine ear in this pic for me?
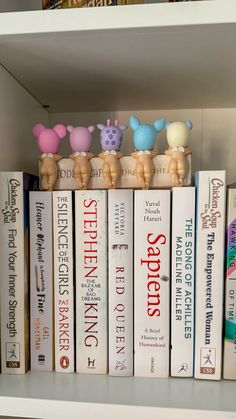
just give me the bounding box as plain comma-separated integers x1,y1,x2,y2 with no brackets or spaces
185,120,193,130
67,125,74,133
32,123,45,138
130,115,140,131
165,121,171,129
53,124,66,139
97,124,105,131
153,118,165,133
119,125,128,132
88,125,96,133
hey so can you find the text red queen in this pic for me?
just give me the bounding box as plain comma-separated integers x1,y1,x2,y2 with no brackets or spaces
140,233,166,317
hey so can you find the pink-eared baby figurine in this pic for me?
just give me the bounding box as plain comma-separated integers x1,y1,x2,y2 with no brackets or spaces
67,125,95,189
97,119,127,188
33,123,66,191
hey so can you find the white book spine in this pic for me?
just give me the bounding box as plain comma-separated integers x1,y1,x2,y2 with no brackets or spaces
134,190,170,378
30,191,53,371
0,173,36,374
171,187,195,377
108,190,133,376
75,190,107,374
53,191,74,372
194,171,226,380
223,187,236,379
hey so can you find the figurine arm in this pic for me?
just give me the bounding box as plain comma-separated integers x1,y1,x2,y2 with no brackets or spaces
165,149,172,156
185,147,192,156
87,152,95,160
131,151,138,159
53,154,62,162
98,152,105,159
150,150,157,158
116,151,123,159
69,153,76,160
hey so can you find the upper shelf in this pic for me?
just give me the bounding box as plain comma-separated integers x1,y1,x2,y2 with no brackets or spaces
0,0,236,112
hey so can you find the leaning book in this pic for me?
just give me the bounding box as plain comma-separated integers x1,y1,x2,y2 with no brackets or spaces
134,189,170,378
0,172,38,374
194,171,226,380
30,191,54,371
171,187,195,377
223,184,236,379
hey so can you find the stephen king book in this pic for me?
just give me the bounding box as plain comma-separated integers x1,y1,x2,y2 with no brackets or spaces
223,184,236,379
75,190,107,374
134,190,170,378
108,189,133,376
53,191,74,372
0,172,38,374
30,191,54,371
194,171,226,380
171,187,195,377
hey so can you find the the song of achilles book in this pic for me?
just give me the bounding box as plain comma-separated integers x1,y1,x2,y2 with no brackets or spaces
134,190,170,378
75,190,107,374
108,189,133,376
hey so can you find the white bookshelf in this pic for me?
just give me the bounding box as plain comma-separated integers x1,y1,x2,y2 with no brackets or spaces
0,1,236,418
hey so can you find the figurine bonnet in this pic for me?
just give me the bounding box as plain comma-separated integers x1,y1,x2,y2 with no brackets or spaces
130,115,165,189
164,121,192,186
67,125,95,189
33,123,66,191
97,119,127,188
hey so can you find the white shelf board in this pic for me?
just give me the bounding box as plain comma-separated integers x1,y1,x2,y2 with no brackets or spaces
0,1,236,112
0,372,236,419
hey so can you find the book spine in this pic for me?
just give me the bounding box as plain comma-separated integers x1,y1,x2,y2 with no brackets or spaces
0,173,29,373
223,187,236,379
75,190,107,374
30,191,54,371
171,187,195,377
194,171,226,380
108,190,133,376
134,190,170,378
53,191,74,372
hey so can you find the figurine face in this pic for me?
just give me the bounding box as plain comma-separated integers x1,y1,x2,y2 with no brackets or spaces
166,121,192,148
32,124,66,154
130,115,165,151
97,120,127,151
67,125,95,153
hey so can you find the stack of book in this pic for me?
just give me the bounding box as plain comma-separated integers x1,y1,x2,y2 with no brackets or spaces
0,170,235,380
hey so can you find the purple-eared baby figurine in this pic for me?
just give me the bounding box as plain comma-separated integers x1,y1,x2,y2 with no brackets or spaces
67,125,95,189
33,123,66,191
97,119,127,188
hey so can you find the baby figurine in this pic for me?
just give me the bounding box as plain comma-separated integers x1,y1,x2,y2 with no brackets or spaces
33,123,66,191
97,119,127,188
67,125,95,189
164,121,192,186
130,115,165,189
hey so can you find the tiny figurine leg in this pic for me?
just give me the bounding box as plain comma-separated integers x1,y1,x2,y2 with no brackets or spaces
81,172,90,190
135,161,145,189
74,164,83,189
47,172,57,191
103,162,112,188
41,175,49,191
168,159,180,186
178,160,187,185
111,163,121,189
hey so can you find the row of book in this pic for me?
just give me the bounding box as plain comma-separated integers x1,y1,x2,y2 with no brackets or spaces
0,171,235,380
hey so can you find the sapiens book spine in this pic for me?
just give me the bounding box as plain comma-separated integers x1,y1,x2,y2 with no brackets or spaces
194,171,226,380
223,186,236,379
75,190,107,374
30,191,54,371
134,190,170,378
53,191,74,372
108,189,133,376
0,172,38,374
171,187,195,377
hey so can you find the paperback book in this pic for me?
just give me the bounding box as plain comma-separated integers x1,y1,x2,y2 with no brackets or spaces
194,171,226,380
0,172,38,374
223,184,236,379
53,190,74,372
30,191,54,371
171,187,195,377
134,189,170,378
108,189,133,376
75,190,107,374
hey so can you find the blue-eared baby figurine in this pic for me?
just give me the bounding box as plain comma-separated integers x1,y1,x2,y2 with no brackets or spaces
130,115,165,189
164,120,192,186
97,119,128,188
